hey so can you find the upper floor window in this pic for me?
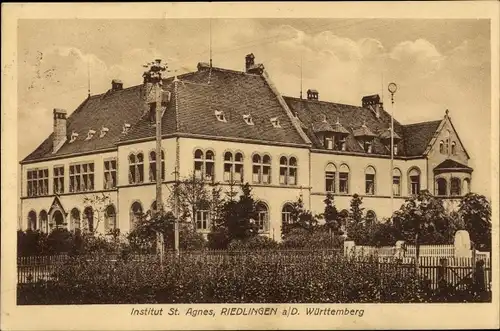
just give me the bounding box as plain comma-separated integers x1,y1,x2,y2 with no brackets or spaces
365,166,376,195
128,153,144,184
279,156,297,186
53,166,64,194
256,202,269,233
27,168,49,197
149,151,165,182
436,178,447,196
252,154,271,184
324,135,334,150
339,164,350,194
439,140,444,154
325,163,336,193
409,167,421,195
223,151,244,183
104,159,117,189
392,168,401,197
335,135,346,151
451,141,457,155
69,162,94,192
450,177,461,196
194,149,215,182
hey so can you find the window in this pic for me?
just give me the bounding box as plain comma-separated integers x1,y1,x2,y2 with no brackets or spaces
409,168,421,195
463,178,471,194
436,178,447,196
69,162,94,192
130,201,143,230
215,110,227,122
365,210,377,224
439,141,444,154
451,141,456,155
83,207,94,233
392,168,401,197
223,151,244,183
149,151,165,182
196,210,210,231
325,163,336,193
256,202,269,232
339,164,350,194
194,149,215,182
52,210,65,229
335,136,346,151
393,144,398,156
27,210,37,231
53,166,64,194
281,203,294,225
243,114,254,125
365,166,376,195
325,136,334,150
105,205,117,232
252,154,271,184
279,156,297,185
128,153,144,184
270,117,281,128
85,129,96,141
104,159,117,189
450,177,461,196
27,168,49,197
70,208,81,231
39,210,48,233
363,140,373,153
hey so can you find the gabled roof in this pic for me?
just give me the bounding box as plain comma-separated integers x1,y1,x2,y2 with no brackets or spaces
401,120,442,156
312,120,334,133
22,67,310,163
434,159,473,173
379,128,402,141
353,124,377,138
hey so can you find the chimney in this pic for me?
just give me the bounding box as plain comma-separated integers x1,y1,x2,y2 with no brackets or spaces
362,94,382,119
245,53,255,72
111,79,123,91
307,89,319,100
53,108,67,153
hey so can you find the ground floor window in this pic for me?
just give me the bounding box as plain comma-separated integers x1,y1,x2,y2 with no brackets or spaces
256,202,269,232
196,210,210,231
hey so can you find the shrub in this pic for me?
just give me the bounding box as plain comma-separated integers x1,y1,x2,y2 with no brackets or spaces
227,236,279,250
281,228,344,249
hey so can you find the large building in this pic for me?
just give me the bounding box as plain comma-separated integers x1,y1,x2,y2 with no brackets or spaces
19,54,473,240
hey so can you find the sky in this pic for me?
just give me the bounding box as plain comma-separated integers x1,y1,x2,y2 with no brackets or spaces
17,18,492,197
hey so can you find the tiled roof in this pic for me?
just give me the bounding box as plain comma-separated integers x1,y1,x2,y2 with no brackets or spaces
379,128,402,141
401,120,442,156
22,86,145,162
353,124,377,138
23,67,309,163
434,159,472,172
312,120,334,133
283,96,443,157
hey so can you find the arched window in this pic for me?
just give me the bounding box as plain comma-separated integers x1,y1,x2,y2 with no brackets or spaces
408,168,421,195
365,166,376,195
451,177,461,196
256,202,269,232
128,153,144,184
436,178,447,196
130,201,143,230
70,208,81,231
253,154,271,184
281,203,294,224
149,150,165,182
444,131,450,154
366,210,377,224
279,156,297,185
339,164,350,194
105,205,117,231
52,210,64,230
83,206,94,232
439,141,444,154
393,168,402,196
463,178,471,195
39,210,48,233
325,163,336,193
194,149,215,182
223,151,244,183
195,200,210,231
451,141,457,155
27,210,37,231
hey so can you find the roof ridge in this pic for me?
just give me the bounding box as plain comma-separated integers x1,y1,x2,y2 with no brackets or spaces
403,119,442,127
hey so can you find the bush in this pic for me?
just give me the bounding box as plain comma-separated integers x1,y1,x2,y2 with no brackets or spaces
281,228,344,249
227,236,279,250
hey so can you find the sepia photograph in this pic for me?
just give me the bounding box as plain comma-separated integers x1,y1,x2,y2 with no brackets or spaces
2,2,499,330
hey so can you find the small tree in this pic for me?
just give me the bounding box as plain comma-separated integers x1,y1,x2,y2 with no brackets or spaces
349,194,364,224
459,193,491,252
281,196,318,237
321,193,341,235
82,193,112,234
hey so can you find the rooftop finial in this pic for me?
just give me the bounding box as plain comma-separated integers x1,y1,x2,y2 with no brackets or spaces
336,117,340,125
445,109,449,117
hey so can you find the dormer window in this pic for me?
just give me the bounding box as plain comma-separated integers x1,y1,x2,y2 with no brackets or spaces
243,114,254,125
353,122,376,153
100,127,109,138
270,117,281,128
363,141,373,153
335,137,346,151
69,131,79,143
215,110,227,122
325,136,334,150
85,129,96,141
122,123,131,134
